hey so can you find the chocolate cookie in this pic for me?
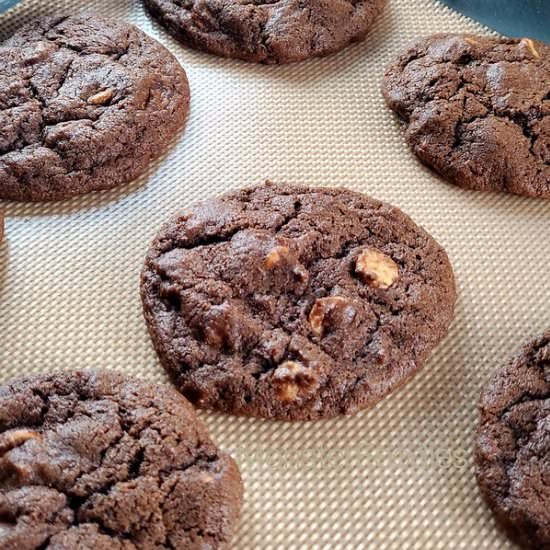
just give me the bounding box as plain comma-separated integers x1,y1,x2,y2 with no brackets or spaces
143,0,386,64
141,182,456,421
383,34,550,199
476,332,550,549
0,14,189,201
0,369,243,549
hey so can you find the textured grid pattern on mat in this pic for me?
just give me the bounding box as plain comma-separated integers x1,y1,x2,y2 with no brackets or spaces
1,1,549,548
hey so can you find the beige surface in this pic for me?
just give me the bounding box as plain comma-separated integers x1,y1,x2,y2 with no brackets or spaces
1,1,549,548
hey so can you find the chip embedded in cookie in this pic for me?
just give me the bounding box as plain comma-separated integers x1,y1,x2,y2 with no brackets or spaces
383,34,550,199
0,14,190,201
141,182,456,420
143,0,386,64
476,332,550,549
0,370,243,549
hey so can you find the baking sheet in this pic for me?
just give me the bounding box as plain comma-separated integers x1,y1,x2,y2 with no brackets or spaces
440,0,550,42
1,1,549,548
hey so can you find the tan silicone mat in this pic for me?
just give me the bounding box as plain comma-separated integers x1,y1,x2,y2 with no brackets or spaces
1,1,549,548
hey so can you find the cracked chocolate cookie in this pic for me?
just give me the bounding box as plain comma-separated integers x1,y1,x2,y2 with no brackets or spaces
0,369,243,549
141,182,456,421
0,14,189,202
143,0,386,64
383,34,550,199
476,332,550,549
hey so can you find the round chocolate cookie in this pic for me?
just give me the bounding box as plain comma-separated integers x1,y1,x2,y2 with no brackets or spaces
383,34,550,199
0,370,243,549
476,332,550,549
143,0,386,64
141,182,456,421
0,14,189,201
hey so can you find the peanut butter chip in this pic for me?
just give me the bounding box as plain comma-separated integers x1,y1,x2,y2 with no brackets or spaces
464,37,479,46
277,381,299,402
264,244,309,286
355,248,399,289
273,361,316,402
265,245,290,269
87,89,114,105
308,296,348,337
0,429,41,455
520,38,540,58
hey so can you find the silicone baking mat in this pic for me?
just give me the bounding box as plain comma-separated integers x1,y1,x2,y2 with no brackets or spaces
0,1,549,548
